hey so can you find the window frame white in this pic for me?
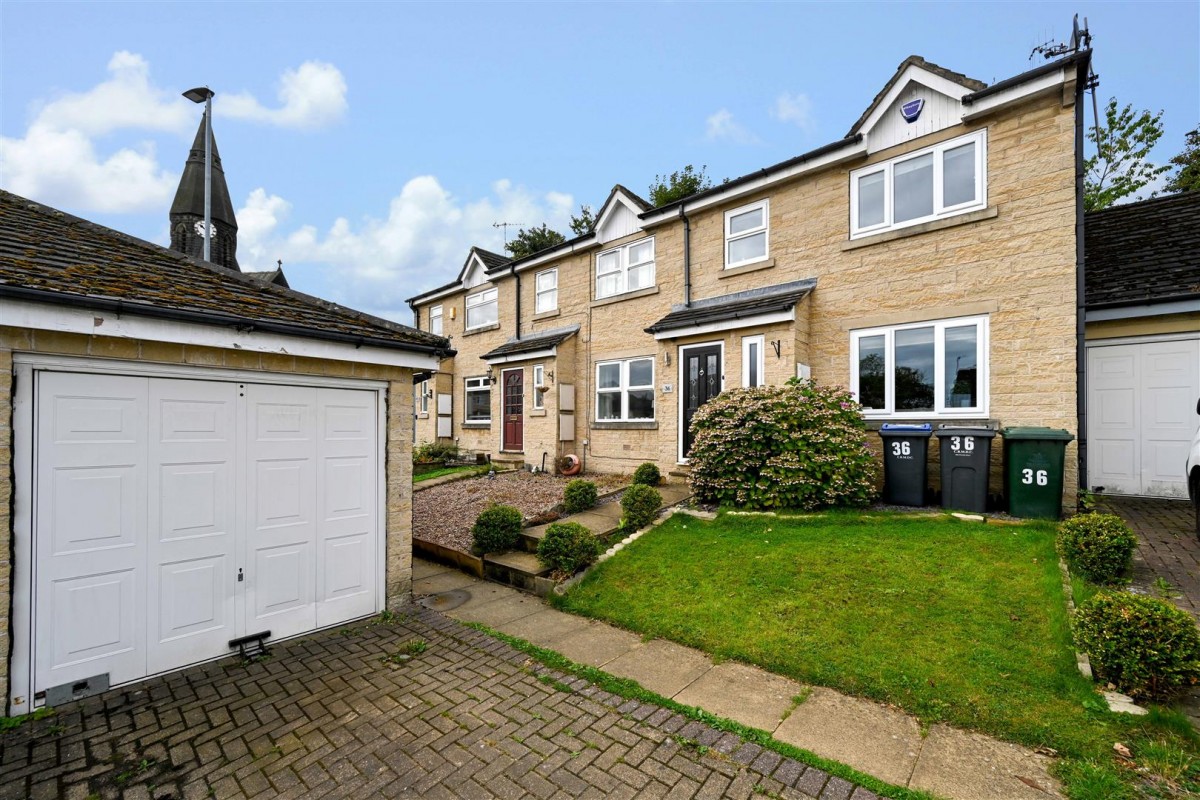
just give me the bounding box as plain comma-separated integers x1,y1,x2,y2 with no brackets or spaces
724,199,770,269
742,335,765,387
532,365,545,409
849,314,989,419
849,130,988,239
464,375,491,422
595,357,655,422
429,305,443,336
534,269,558,314
465,288,498,330
417,379,430,414
595,237,656,300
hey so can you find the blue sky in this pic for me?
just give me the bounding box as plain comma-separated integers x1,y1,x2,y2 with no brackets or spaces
2,1,1197,322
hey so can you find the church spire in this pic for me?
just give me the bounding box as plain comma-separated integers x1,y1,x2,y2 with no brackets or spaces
169,112,240,271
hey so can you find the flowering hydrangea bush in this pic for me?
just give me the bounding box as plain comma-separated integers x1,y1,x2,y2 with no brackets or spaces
687,381,878,509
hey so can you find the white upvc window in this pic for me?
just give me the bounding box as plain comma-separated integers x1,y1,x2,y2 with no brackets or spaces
417,379,430,414
725,199,769,268
595,357,655,421
465,288,498,329
532,364,545,409
535,269,558,313
849,130,987,239
465,376,491,422
850,315,989,418
429,305,443,336
596,237,655,299
742,335,765,387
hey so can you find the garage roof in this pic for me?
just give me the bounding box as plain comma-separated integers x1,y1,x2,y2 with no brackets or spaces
0,190,453,356
1085,192,1200,308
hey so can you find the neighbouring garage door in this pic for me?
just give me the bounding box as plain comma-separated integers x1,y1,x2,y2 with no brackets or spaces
1087,336,1200,498
33,370,381,698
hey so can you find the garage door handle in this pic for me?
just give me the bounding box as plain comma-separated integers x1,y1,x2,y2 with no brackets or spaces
237,568,244,582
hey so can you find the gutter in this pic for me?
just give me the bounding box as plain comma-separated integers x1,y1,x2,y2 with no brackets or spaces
1084,292,1200,311
962,50,1089,105
0,284,457,359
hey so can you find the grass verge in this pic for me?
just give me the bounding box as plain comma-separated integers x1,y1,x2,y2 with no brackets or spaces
414,464,490,483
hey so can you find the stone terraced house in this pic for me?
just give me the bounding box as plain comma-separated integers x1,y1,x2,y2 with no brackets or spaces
408,52,1092,504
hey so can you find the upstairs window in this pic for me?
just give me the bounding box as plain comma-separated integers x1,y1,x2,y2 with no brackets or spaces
725,199,769,268
850,130,987,239
429,305,443,336
850,315,988,417
596,238,655,299
535,269,558,313
465,288,498,329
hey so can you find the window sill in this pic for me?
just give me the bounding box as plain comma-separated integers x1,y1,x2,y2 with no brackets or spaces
417,413,429,419
842,206,998,251
462,323,501,337
862,416,994,431
533,309,560,321
462,421,491,429
530,409,547,417
591,286,659,308
591,421,658,430
720,258,775,279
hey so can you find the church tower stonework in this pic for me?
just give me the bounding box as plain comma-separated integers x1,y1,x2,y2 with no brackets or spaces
170,113,241,271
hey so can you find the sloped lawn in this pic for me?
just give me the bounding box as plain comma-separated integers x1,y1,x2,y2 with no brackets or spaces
554,510,1200,799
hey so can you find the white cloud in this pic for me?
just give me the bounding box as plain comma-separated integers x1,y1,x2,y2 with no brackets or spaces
772,91,815,130
235,177,575,319
221,62,348,129
705,109,760,145
0,52,348,214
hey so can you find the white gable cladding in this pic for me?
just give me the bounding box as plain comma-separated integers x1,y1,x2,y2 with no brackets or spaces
463,255,489,288
596,190,646,244
868,81,967,154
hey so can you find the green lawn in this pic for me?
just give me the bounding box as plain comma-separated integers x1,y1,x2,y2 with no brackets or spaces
554,510,1199,799
413,464,489,483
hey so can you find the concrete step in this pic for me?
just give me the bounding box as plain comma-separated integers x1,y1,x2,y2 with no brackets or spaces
483,550,553,595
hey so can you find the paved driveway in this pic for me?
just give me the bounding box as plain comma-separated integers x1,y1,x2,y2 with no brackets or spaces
1,606,870,800
1099,495,1199,619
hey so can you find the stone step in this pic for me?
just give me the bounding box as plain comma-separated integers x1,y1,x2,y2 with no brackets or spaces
483,550,554,595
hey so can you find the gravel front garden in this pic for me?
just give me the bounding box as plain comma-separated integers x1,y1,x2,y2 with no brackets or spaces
413,470,627,553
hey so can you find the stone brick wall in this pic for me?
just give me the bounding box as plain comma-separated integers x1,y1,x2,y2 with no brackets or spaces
413,92,1081,503
0,326,416,704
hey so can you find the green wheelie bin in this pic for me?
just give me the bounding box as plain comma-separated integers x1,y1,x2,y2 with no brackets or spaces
1002,427,1075,520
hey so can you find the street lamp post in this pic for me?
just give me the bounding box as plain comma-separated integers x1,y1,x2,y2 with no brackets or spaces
182,87,215,262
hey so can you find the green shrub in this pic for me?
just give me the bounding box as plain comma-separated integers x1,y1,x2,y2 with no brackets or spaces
1057,513,1137,584
687,381,878,509
621,484,662,530
537,522,601,575
1074,591,1200,700
563,479,598,514
632,462,661,487
471,504,523,554
414,440,458,463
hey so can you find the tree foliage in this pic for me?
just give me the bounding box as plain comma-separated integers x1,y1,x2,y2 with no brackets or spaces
504,224,566,259
1165,126,1200,194
648,164,713,207
1084,98,1169,211
569,205,596,236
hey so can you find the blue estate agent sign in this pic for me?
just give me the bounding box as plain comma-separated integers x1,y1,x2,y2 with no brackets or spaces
901,98,924,123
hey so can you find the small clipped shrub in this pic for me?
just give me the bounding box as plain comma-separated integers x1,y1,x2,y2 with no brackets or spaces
471,504,523,554
537,522,601,575
621,484,662,531
1057,513,1137,584
632,462,662,487
1074,591,1200,699
687,381,878,509
562,479,598,514
414,440,458,463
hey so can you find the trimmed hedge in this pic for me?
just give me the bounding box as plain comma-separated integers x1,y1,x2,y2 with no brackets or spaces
1074,591,1200,699
563,479,598,514
687,381,878,510
471,504,522,555
537,522,601,575
621,484,662,531
632,462,662,487
1057,513,1137,584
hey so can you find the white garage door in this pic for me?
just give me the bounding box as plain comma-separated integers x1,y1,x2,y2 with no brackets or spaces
33,370,380,697
1087,337,1200,498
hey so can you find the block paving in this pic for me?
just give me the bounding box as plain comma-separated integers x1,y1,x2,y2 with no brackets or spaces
1099,495,1200,619
0,606,874,800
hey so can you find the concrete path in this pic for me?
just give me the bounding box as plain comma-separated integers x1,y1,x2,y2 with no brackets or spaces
416,558,1062,800
1,598,877,800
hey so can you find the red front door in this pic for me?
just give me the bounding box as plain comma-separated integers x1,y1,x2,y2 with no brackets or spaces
502,368,523,451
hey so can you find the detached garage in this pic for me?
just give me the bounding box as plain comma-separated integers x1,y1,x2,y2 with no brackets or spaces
1085,192,1200,499
0,190,452,715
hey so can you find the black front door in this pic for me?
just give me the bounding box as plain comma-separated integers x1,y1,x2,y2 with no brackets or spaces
682,345,722,457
